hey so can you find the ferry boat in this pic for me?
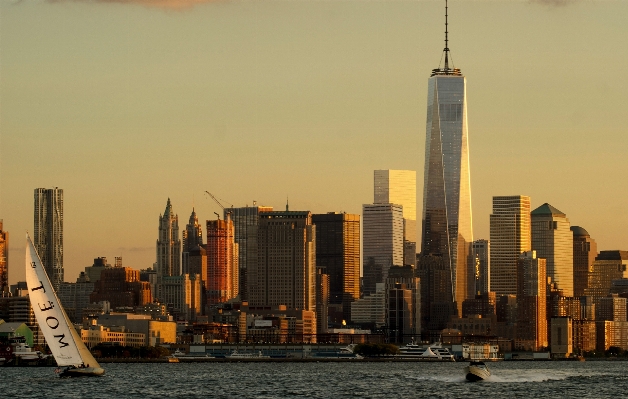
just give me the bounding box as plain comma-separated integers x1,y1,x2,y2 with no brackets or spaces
226,350,270,359
397,340,455,361
464,361,491,381
170,349,214,359
312,344,363,359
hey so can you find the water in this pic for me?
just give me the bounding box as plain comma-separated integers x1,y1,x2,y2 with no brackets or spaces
1,361,626,398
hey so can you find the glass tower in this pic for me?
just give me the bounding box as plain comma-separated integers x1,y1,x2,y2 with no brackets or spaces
420,3,473,316
34,188,64,291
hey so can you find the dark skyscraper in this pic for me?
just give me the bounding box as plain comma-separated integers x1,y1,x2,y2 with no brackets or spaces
182,208,203,275
312,212,360,321
34,188,64,290
571,226,597,298
0,220,8,294
420,2,473,316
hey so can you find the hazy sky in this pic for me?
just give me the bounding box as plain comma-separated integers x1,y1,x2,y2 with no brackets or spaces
1,0,627,284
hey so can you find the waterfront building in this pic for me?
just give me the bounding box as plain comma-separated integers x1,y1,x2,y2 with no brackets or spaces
596,321,628,352
516,251,548,351
182,208,204,275
573,320,597,353
585,251,628,303
156,198,181,277
489,195,531,296
312,212,360,321
92,313,176,346
0,221,7,294
420,8,473,316
81,325,146,349
57,272,95,323
531,203,574,297
571,226,598,298
227,205,273,301
469,239,490,295
374,170,417,266
350,283,385,328
248,208,316,311
90,266,152,309
34,187,64,290
158,274,202,322
550,317,573,358
448,314,493,337
206,218,238,305
362,203,403,296
0,322,34,347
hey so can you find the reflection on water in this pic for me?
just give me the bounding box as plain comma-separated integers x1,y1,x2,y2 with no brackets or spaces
0,361,624,398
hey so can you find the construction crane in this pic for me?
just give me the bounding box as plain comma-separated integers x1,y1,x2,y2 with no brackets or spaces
204,191,233,220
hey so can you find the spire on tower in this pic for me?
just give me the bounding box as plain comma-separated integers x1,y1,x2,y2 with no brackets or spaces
431,0,462,77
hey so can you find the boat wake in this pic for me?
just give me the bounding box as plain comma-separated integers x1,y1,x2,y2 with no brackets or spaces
411,370,594,383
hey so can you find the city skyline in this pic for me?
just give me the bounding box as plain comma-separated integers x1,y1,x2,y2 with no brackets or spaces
1,0,627,284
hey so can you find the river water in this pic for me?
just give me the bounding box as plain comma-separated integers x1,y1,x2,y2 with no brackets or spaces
2,361,626,398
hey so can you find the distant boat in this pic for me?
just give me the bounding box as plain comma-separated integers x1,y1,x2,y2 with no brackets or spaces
226,350,270,359
170,349,214,359
25,235,105,377
397,340,455,361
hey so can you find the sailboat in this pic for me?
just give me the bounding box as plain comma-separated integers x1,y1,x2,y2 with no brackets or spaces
25,235,105,377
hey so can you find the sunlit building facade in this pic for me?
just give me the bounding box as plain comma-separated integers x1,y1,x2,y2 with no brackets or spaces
531,203,574,297
374,170,417,266
571,226,597,298
490,195,531,295
0,220,8,294
516,251,548,351
206,218,238,305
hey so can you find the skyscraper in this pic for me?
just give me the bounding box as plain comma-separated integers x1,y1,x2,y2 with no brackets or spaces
516,251,548,351
156,198,181,278
248,208,316,311
182,208,203,275
470,239,490,295
571,226,597,298
362,203,404,296
206,218,238,306
374,170,417,266
227,205,273,301
420,3,473,315
34,188,64,290
312,212,360,321
490,195,531,295
0,220,8,294
531,203,574,297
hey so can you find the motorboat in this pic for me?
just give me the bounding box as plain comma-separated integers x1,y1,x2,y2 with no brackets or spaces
464,361,491,382
13,342,46,361
25,235,105,377
226,350,270,359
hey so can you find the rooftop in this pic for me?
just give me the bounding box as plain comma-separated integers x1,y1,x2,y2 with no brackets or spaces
531,203,566,217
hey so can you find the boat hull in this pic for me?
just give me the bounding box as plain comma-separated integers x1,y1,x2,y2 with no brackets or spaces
464,365,490,382
59,367,105,377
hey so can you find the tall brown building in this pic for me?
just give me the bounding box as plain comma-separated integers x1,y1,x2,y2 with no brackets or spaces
206,218,238,306
90,267,152,308
516,251,548,351
248,209,316,311
417,254,455,336
312,212,360,322
182,208,204,275
0,220,8,294
316,268,329,334
571,226,597,298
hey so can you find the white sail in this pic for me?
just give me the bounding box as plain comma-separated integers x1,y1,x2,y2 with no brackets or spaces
25,235,99,368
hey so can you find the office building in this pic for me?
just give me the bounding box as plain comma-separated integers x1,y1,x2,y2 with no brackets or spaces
206,218,238,306
182,208,203,275
228,205,273,301
374,170,417,265
585,251,628,303
312,212,360,321
385,276,420,344
34,187,64,290
416,254,456,335
362,204,403,296
420,15,473,316
0,221,7,294
90,267,152,309
248,208,316,311
531,203,574,297
469,239,490,295
571,226,597,298
84,257,112,283
489,195,531,295
57,272,95,323
516,251,548,351
159,274,202,322
316,268,329,334
350,283,386,328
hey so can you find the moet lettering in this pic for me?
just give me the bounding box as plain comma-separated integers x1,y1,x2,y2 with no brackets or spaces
31,282,46,293
53,334,70,348
39,301,54,312
46,316,60,329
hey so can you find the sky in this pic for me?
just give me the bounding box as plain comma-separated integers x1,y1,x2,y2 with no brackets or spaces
1,0,627,285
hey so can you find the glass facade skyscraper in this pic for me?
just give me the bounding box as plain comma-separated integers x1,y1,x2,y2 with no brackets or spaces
420,52,473,315
34,188,64,291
